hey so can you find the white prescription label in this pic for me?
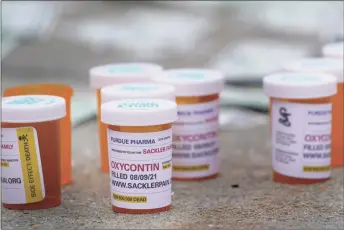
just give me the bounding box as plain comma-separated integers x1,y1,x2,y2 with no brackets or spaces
271,100,332,179
108,128,172,209
172,99,220,178
172,123,220,178
1,127,45,204
175,99,219,125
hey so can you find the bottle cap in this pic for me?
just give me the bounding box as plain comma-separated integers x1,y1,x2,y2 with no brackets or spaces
263,72,337,99
322,41,343,59
101,99,178,126
2,95,66,123
101,83,175,103
283,58,343,82
152,68,224,96
89,63,163,89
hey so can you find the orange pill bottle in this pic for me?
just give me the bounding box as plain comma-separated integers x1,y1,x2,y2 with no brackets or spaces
283,58,344,167
152,69,224,180
263,72,337,184
2,95,66,209
89,63,163,173
100,83,175,173
3,84,73,185
101,99,177,214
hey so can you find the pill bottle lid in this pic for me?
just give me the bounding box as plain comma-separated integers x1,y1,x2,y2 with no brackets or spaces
322,41,344,59
2,95,66,123
89,63,163,89
263,72,337,99
101,99,177,126
283,58,343,82
101,83,175,103
152,68,224,96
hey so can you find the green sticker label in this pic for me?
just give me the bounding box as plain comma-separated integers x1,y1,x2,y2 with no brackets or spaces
174,72,205,80
117,102,159,109
108,65,143,73
120,85,159,91
280,75,322,83
5,97,56,105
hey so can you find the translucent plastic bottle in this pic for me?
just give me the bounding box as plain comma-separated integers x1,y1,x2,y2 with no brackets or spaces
2,95,66,209
101,99,177,214
263,72,337,184
152,69,224,180
283,58,344,167
3,84,73,185
89,63,163,172
100,83,175,172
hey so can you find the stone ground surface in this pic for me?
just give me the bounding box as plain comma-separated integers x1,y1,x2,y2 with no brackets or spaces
1,2,343,229
2,123,344,229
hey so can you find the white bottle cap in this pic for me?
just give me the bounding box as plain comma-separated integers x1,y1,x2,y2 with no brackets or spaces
101,83,175,103
283,58,344,82
2,95,66,123
89,63,163,89
263,72,337,99
152,68,224,97
101,99,177,126
322,41,344,59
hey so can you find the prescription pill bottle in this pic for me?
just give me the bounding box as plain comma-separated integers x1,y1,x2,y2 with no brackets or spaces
89,63,163,172
3,84,74,185
152,69,224,180
322,41,343,59
100,83,175,172
263,72,337,184
283,58,344,167
1,95,66,209
101,99,177,214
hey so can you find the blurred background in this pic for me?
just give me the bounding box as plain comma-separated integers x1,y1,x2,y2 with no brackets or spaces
2,1,344,129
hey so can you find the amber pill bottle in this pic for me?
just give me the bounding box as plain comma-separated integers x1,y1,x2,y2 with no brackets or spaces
101,99,177,214
152,69,224,180
3,84,73,185
89,63,163,173
283,58,344,167
263,72,337,184
100,83,175,173
2,95,66,209
322,44,344,167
